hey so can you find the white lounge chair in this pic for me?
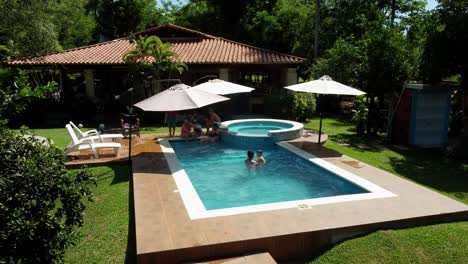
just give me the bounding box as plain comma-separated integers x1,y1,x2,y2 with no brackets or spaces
69,121,124,143
64,124,121,158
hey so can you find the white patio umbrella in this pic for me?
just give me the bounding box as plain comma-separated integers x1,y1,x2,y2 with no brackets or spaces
192,79,255,95
134,83,230,111
285,75,366,143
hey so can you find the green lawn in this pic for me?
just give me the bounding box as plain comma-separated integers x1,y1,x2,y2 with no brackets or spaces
25,119,468,263
312,221,468,264
21,126,180,149
64,165,134,264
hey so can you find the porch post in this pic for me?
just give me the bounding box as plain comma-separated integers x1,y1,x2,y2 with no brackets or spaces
219,68,229,81
84,69,95,99
286,67,298,86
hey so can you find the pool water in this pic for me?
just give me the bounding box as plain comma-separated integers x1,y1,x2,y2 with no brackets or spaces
228,121,293,135
171,141,368,210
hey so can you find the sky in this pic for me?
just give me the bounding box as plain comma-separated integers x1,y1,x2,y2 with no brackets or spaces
426,0,438,10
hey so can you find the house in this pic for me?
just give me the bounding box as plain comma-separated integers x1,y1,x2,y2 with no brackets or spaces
7,24,305,116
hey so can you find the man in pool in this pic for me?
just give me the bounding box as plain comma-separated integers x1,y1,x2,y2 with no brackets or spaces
245,150,257,169
256,150,266,164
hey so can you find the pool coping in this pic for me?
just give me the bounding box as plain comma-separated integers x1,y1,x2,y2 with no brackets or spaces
221,118,303,137
159,138,396,219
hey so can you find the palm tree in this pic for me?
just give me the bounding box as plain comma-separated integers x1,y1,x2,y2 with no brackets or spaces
124,35,187,96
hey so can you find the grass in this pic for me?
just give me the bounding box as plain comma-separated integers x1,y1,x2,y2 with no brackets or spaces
312,221,468,264
24,119,468,263
64,165,134,264
20,126,181,149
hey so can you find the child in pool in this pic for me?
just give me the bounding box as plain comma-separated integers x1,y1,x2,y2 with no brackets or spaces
256,150,266,164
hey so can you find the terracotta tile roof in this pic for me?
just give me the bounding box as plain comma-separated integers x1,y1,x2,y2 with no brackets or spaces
6,24,305,66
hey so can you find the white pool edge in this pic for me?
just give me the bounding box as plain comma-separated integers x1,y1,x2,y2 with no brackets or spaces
159,138,397,219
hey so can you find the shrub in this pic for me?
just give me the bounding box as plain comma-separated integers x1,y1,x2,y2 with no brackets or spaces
0,127,95,263
292,93,316,121
351,96,368,135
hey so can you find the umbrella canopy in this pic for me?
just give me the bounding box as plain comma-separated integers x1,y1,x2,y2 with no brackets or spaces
285,75,366,96
192,79,255,95
134,84,230,111
284,75,366,144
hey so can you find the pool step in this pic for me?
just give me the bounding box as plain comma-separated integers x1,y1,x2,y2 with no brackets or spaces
188,252,277,264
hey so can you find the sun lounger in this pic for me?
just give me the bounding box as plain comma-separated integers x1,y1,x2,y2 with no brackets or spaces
64,124,121,158
69,121,124,143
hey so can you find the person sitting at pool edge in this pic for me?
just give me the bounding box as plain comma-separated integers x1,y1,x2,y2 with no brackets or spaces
245,150,257,169
181,118,193,142
200,122,221,144
206,108,221,135
256,150,266,164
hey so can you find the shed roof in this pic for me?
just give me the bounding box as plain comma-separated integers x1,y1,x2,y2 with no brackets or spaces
6,24,305,66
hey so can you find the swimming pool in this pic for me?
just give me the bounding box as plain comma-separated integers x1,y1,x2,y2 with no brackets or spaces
160,139,395,219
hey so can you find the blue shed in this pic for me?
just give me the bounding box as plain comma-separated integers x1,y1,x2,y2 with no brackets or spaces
392,83,451,147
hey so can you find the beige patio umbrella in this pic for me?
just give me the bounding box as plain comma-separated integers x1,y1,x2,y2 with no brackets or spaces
285,75,366,143
192,79,255,95
134,83,230,111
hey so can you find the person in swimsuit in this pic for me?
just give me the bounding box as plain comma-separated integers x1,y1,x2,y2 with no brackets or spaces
165,111,178,136
181,119,193,142
245,150,257,169
256,150,266,164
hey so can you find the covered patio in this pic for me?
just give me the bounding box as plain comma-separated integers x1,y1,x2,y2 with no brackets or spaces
7,24,305,117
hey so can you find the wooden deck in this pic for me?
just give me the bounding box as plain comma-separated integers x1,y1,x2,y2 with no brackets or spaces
131,134,468,263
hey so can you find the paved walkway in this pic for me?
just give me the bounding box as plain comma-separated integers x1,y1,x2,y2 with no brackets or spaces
131,134,468,263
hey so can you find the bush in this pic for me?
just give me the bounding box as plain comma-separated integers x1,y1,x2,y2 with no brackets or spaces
264,93,316,121
292,93,316,121
0,127,96,263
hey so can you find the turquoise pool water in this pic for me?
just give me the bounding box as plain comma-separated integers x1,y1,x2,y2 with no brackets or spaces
171,141,368,210
228,121,293,135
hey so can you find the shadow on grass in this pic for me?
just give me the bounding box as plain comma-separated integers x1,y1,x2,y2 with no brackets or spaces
329,133,388,153
387,148,468,203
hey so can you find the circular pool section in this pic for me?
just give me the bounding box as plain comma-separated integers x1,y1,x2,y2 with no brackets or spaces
227,120,294,136
221,119,304,148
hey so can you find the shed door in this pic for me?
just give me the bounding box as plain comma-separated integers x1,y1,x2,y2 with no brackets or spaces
409,91,450,147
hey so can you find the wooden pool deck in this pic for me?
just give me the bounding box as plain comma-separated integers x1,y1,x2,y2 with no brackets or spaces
130,134,468,263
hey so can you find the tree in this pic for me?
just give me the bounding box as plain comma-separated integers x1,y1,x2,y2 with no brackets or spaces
0,127,95,263
90,0,167,40
0,69,57,124
422,0,468,156
51,0,96,50
0,0,61,57
123,35,187,96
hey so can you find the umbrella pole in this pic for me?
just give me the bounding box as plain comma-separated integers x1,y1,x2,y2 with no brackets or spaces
318,112,323,144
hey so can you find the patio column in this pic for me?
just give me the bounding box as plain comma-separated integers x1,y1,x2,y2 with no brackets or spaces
84,69,95,99
286,68,298,86
219,68,229,81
